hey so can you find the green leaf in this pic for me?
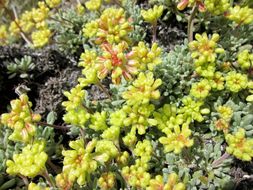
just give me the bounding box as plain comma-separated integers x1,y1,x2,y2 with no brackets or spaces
47,111,57,125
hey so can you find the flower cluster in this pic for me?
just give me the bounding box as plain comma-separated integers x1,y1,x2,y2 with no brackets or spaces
159,123,194,154
134,140,153,162
147,173,185,190
61,139,98,186
226,6,253,25
78,41,163,85
217,105,233,122
122,140,153,188
61,139,118,186
225,71,248,93
130,42,162,71
237,50,253,70
83,7,132,44
190,79,211,99
97,172,116,190
89,111,108,131
178,96,209,123
141,5,164,24
208,72,225,90
205,0,230,15
226,128,253,161
122,104,157,136
214,105,233,133
153,104,177,131
177,0,205,12
189,33,224,78
45,0,61,8
62,85,90,127
122,163,151,188
85,0,102,11
1,94,41,143
78,50,99,87
0,25,7,44
9,1,53,47
96,42,138,84
55,172,73,190
122,72,162,105
6,141,48,178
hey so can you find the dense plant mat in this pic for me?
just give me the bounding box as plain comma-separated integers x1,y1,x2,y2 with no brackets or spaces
0,0,253,189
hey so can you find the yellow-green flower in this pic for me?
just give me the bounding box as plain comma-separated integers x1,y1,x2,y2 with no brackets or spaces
122,104,157,135
83,21,98,38
28,183,50,190
205,0,230,15
190,79,211,99
178,96,208,123
85,0,102,11
6,141,48,178
225,71,248,92
226,128,253,161
32,2,49,23
141,5,164,24
62,139,98,185
216,105,233,121
76,3,85,15
122,72,162,105
98,172,116,190
209,72,225,90
83,8,132,44
55,172,73,190
0,25,8,44
1,94,41,143
164,173,186,190
159,123,194,154
130,42,162,71
45,0,61,8
189,33,224,65
215,119,229,133
122,163,151,188
62,85,90,127
31,28,51,48
226,6,253,25
237,50,253,70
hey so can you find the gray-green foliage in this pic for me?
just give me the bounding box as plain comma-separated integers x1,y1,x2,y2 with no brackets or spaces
163,140,234,190
6,55,35,79
123,0,146,43
154,40,194,102
49,7,96,55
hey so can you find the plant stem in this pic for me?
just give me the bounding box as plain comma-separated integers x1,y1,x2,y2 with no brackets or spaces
187,4,198,42
211,152,230,168
42,169,56,188
97,82,112,100
80,128,85,140
152,21,157,43
11,6,33,46
18,175,29,186
37,121,69,131
47,159,61,174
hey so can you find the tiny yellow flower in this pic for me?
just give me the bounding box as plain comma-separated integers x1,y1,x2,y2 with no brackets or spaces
31,28,51,48
141,5,164,24
190,79,211,99
226,128,253,161
226,6,253,25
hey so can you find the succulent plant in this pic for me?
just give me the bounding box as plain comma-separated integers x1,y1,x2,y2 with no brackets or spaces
154,40,194,102
6,55,35,79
